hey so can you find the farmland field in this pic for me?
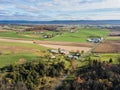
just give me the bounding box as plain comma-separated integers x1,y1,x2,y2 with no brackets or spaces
0,26,119,68
0,31,43,40
0,26,110,43
0,41,47,67
47,28,109,42
93,40,120,53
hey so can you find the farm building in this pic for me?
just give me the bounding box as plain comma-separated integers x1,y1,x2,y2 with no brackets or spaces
67,54,79,60
49,49,58,54
58,48,68,54
87,37,103,43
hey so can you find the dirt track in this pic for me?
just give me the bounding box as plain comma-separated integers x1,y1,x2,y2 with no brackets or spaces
0,37,94,52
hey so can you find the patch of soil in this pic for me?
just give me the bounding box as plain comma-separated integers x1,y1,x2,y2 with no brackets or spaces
93,40,120,53
34,41,94,47
0,30,9,32
39,44,91,52
0,46,37,53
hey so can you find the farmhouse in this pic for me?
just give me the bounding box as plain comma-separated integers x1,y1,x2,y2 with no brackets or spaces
67,54,79,60
87,37,103,43
49,49,58,54
58,48,67,54
43,35,48,38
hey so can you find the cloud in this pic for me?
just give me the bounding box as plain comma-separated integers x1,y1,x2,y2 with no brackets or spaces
0,0,120,20
16,5,41,13
80,0,104,4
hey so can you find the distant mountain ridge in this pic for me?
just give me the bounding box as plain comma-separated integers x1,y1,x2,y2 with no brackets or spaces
0,20,120,25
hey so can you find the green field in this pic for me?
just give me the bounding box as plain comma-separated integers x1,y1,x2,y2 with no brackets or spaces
0,27,110,43
47,28,109,42
0,30,61,40
0,41,47,50
0,53,38,68
91,53,120,64
0,31,43,40
0,41,47,67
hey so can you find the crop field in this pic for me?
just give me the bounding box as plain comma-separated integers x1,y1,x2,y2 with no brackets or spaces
0,26,119,68
0,41,47,67
93,40,120,53
47,28,109,42
34,40,94,52
107,30,120,41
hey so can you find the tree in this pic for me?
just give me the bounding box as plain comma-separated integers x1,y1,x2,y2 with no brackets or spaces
70,60,77,72
117,57,120,64
81,50,84,54
88,57,93,67
109,58,113,63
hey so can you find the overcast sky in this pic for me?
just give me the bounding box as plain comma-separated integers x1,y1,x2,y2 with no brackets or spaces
0,0,120,21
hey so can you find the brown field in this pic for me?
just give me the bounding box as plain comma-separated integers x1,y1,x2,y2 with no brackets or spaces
0,38,94,53
0,30,9,32
93,40,120,53
34,41,94,47
39,44,91,52
107,36,120,40
34,41,95,52
0,46,37,53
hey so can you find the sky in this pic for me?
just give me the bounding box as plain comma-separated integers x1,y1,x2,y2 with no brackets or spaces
0,0,120,21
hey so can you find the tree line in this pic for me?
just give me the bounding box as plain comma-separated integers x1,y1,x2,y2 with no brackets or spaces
58,59,120,90
0,60,66,90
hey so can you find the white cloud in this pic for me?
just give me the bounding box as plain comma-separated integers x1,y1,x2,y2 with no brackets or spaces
0,0,120,20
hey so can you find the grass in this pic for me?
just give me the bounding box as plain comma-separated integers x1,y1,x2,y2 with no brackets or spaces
0,41,47,51
0,31,43,40
106,36,120,41
0,53,38,68
47,28,109,42
91,53,120,64
0,28,109,43
0,41,47,67
0,30,60,40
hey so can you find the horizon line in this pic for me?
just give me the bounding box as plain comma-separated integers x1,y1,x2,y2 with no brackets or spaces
0,20,120,22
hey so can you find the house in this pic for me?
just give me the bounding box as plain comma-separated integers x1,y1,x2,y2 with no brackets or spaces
51,55,56,59
43,35,48,38
87,37,103,43
49,49,58,54
67,54,79,60
58,48,67,55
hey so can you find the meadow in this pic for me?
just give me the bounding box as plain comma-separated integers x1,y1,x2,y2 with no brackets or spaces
0,27,62,41
0,31,43,40
47,28,109,42
0,41,47,67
